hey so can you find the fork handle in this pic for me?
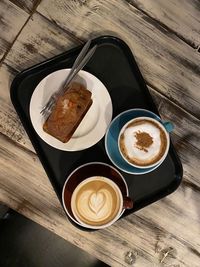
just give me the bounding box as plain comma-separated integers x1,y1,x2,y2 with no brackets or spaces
61,40,91,89
59,44,97,95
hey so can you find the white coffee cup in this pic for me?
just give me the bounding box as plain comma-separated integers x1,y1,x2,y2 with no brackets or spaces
71,176,124,229
62,162,133,229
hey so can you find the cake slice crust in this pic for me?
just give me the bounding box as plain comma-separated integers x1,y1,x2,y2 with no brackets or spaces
43,82,92,143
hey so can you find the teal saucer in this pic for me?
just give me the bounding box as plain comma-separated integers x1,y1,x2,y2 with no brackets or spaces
105,109,172,175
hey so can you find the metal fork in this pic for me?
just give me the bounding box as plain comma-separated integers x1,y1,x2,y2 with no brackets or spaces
40,40,97,117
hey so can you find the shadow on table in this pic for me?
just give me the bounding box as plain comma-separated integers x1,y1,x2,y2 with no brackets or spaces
0,207,109,267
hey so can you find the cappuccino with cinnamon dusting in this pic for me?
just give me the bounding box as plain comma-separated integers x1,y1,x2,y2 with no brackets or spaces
119,118,168,167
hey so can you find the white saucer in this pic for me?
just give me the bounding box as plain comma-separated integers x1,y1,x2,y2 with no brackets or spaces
29,69,113,151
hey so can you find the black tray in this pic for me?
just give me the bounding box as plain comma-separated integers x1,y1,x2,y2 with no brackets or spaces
10,36,183,222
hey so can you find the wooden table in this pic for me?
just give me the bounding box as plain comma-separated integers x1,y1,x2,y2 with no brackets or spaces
0,1,200,266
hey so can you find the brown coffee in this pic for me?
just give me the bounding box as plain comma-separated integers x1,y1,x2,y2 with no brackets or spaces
71,177,122,226
119,118,168,166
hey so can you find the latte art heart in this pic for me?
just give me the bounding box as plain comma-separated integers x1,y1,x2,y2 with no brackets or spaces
89,192,106,214
71,177,122,226
76,188,113,222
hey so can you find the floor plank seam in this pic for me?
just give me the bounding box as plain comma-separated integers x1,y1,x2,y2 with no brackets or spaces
147,82,200,122
182,179,200,194
0,0,43,68
36,11,84,45
36,4,200,122
124,0,198,50
2,62,18,75
133,214,200,254
0,131,37,158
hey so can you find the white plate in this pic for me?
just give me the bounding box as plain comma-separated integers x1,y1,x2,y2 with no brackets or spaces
30,69,113,151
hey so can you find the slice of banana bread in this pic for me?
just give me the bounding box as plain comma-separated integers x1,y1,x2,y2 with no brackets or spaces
43,82,92,143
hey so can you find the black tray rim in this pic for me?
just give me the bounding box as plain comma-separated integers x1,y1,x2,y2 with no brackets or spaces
10,35,183,221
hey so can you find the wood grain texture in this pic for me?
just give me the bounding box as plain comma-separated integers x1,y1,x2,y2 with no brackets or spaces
0,0,28,61
1,62,200,265
4,12,80,71
0,64,32,149
9,0,39,13
1,62,199,189
37,0,200,119
149,87,200,188
126,0,200,48
1,59,199,185
0,132,200,267
0,1,200,266
0,60,200,239
0,11,79,149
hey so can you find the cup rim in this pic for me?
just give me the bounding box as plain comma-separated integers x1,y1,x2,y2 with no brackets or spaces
118,116,170,169
62,162,129,229
70,176,124,229
105,108,165,175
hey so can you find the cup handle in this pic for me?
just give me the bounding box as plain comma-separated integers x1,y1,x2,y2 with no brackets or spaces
162,121,174,133
123,196,134,209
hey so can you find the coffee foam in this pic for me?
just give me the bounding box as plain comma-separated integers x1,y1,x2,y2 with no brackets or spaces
119,120,167,166
71,177,121,226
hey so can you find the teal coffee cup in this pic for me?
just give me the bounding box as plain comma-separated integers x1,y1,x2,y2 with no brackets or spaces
105,109,173,175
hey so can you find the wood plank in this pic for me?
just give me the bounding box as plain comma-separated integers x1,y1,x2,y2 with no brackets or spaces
37,0,200,119
149,87,200,188
1,61,200,188
0,3,199,264
0,0,28,61
9,0,39,14
126,0,200,48
0,64,31,148
0,135,200,267
4,12,80,71
0,14,81,149
0,133,200,267
1,61,200,261
0,11,80,149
